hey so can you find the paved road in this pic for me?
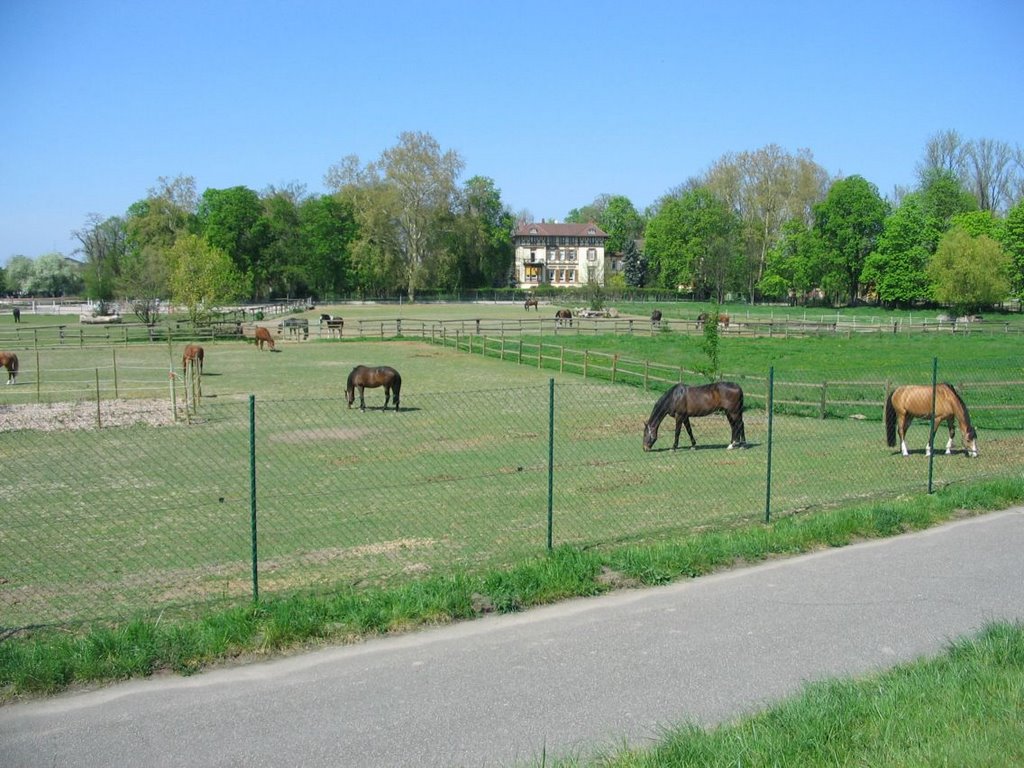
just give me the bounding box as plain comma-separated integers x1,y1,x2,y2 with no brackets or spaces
2,509,1022,767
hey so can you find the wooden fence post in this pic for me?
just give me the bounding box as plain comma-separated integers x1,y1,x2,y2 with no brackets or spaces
820,381,827,419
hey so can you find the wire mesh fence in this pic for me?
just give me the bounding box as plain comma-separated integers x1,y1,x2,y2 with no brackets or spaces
2,360,1022,633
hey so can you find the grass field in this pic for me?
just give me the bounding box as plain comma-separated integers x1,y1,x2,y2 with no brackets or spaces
2,302,1023,628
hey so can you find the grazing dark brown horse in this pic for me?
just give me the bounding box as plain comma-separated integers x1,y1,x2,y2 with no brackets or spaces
12,308,20,323
254,326,276,350
346,365,401,411
182,344,204,376
885,383,978,457
524,297,539,311
0,352,18,384
643,381,746,451
650,309,662,326
555,308,573,327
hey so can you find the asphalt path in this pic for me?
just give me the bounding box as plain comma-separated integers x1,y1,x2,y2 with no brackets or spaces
2,509,1022,767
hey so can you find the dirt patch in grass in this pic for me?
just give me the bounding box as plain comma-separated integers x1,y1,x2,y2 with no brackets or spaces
0,399,175,432
271,427,373,443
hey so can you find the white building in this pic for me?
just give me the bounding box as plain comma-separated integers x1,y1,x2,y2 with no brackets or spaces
512,222,610,289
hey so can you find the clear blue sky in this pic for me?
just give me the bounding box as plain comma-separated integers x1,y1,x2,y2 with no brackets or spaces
2,0,1021,263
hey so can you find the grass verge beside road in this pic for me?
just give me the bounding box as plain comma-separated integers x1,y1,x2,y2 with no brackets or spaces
2,476,1021,701
547,620,1024,767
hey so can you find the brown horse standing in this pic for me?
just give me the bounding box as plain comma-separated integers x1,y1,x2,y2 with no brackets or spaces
12,308,20,323
555,308,573,327
524,297,538,311
254,326,276,351
643,381,746,451
182,344,204,376
346,365,401,411
0,352,18,384
885,383,978,457
650,309,662,326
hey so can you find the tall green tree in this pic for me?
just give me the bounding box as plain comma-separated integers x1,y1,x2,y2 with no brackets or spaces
74,213,127,306
168,234,242,324
122,176,198,319
860,195,932,307
813,176,888,304
197,186,271,300
622,238,647,287
326,131,464,300
1001,199,1024,297
927,228,1010,314
446,176,514,291
645,188,742,301
4,256,34,295
298,194,357,299
759,219,824,303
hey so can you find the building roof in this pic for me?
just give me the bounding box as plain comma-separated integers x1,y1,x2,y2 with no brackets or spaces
514,222,608,238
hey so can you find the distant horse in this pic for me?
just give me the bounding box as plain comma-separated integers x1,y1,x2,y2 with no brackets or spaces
281,317,309,340
12,308,20,323
643,381,746,451
885,383,978,457
346,365,401,411
696,311,730,329
319,313,332,324
0,352,18,384
524,297,539,311
325,317,344,338
650,309,662,327
182,344,204,376
254,326,276,351
555,308,573,327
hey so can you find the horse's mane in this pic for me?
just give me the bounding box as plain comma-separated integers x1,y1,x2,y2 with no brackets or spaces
942,382,976,438
647,384,683,425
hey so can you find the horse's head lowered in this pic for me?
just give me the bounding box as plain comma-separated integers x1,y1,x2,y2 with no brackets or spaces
642,420,659,451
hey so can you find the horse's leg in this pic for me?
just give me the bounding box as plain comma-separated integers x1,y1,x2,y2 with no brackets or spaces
900,414,911,456
944,416,955,454
672,416,684,449
383,385,391,409
359,385,366,411
726,412,741,449
681,416,697,449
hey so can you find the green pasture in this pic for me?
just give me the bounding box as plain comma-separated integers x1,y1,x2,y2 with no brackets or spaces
3,303,1024,630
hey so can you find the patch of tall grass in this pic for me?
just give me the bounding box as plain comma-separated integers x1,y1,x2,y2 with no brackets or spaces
549,621,1024,767
2,477,1021,700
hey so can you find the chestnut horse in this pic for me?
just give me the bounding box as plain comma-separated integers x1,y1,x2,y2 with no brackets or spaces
0,352,18,384
524,297,538,311
346,365,401,411
885,383,978,457
254,326,275,351
182,344,204,376
643,381,746,451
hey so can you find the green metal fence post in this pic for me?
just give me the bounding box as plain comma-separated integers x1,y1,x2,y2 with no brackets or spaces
928,357,937,494
764,366,775,523
249,394,260,601
547,378,555,551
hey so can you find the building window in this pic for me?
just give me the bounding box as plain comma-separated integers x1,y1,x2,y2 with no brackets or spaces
525,264,541,283
587,249,597,262
567,269,576,283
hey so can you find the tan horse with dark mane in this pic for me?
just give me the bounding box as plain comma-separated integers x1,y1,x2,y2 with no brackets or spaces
0,352,18,384
885,383,978,457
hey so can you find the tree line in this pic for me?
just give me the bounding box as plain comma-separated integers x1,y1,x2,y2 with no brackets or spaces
2,129,1022,319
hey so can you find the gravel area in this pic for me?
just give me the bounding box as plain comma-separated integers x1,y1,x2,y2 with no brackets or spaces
0,399,176,432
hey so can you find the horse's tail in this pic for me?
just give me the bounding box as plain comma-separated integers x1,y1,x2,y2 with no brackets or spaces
942,382,976,440
885,390,897,447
